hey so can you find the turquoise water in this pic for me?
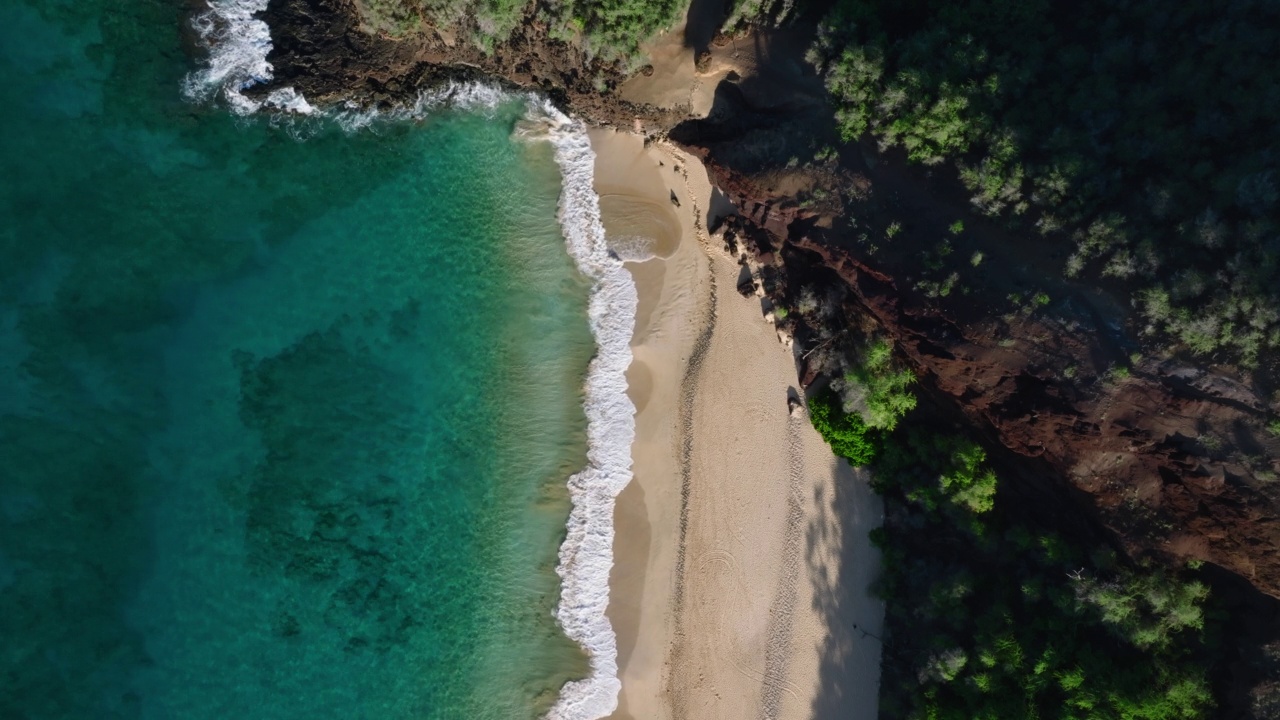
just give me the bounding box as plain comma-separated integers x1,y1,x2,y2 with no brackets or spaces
0,1,596,718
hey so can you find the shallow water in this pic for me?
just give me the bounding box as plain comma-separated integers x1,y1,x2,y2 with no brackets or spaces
0,2,595,717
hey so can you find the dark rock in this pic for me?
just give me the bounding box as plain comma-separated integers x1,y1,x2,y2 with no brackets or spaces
695,50,712,73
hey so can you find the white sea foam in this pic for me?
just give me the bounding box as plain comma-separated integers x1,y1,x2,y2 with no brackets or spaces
182,0,315,115
330,82,511,132
525,102,637,720
183,0,516,123
261,87,316,115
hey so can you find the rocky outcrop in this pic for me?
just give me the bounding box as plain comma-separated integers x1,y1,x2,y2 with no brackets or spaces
253,0,682,128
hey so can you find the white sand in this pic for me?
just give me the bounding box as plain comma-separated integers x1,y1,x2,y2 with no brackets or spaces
589,128,886,720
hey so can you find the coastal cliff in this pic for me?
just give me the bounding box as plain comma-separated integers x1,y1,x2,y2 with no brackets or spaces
239,0,1280,712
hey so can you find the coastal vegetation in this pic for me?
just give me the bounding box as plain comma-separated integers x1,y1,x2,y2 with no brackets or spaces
808,391,875,466
807,0,1280,364
552,0,686,58
362,0,684,58
808,348,1219,719
809,336,917,465
838,339,917,431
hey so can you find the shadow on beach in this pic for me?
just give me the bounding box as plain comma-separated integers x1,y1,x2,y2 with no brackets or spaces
805,456,886,720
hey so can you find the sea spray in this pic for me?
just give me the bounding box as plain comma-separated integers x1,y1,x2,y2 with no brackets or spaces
181,0,315,114
329,83,511,132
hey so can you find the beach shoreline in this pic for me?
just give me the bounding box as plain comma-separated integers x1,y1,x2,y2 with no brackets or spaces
588,128,886,720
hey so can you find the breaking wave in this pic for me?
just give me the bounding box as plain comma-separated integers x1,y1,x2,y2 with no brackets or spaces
519,102,638,720
181,0,313,115
328,83,511,132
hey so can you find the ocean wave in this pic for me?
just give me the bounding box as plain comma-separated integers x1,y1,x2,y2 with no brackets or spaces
524,102,637,720
329,83,512,132
182,0,312,115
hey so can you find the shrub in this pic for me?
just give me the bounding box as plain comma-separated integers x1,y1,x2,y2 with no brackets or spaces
844,339,917,431
559,0,684,59
808,390,877,466
876,429,997,522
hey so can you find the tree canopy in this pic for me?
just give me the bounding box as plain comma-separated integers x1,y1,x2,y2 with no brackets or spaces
811,0,1280,364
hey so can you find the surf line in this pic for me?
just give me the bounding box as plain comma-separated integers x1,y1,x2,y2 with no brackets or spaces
525,102,639,720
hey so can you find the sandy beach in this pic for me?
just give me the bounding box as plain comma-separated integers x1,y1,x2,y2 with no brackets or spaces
589,129,886,720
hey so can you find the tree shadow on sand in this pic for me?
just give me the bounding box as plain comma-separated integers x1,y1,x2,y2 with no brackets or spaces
804,454,886,719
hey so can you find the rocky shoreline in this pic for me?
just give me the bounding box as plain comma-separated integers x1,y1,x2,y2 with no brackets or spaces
247,0,1280,709
250,0,681,127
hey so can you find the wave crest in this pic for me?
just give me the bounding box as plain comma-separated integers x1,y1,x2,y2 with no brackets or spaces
183,0,514,127
525,102,637,720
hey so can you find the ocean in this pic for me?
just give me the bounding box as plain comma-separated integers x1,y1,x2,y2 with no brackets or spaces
0,0,634,718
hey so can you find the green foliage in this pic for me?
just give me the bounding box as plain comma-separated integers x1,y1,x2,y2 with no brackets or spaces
474,0,529,41
1108,364,1132,382
870,427,1218,720
844,339,917,431
815,0,1280,363
553,0,683,59
1077,571,1209,651
875,429,997,526
360,0,431,34
357,0,681,59
808,391,877,466
851,383,1217,719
